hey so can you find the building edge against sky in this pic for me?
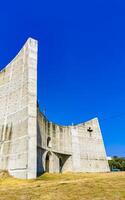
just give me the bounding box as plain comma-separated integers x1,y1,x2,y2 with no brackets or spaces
0,38,110,179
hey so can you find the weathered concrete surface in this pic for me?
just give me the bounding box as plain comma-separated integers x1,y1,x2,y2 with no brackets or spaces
0,38,37,178
0,38,110,179
37,110,110,174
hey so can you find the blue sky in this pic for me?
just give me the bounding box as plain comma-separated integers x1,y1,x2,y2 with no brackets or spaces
0,0,125,156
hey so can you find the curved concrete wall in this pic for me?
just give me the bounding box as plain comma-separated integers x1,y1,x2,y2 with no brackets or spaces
37,109,110,174
0,38,109,179
0,38,37,178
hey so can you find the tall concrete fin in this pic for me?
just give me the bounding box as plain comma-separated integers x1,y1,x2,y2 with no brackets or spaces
0,38,38,179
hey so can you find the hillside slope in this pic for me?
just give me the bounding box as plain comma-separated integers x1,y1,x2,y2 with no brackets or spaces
0,172,125,200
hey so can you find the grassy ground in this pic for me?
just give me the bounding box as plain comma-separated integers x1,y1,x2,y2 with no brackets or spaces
0,171,125,200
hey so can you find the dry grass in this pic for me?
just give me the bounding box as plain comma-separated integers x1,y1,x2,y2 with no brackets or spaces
0,171,125,200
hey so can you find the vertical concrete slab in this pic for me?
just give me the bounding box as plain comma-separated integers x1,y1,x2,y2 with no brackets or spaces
71,126,81,171
27,38,38,179
0,38,38,179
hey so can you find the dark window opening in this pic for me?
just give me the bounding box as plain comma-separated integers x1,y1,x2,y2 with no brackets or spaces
47,137,51,147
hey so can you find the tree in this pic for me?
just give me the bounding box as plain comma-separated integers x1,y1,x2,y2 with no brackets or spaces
108,157,125,171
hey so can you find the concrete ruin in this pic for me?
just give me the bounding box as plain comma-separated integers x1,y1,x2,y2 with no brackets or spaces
0,38,110,179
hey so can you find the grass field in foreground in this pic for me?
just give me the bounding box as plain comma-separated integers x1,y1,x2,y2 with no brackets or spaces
0,171,125,200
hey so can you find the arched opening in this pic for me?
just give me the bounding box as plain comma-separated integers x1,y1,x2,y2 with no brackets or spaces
45,152,51,172
57,154,71,173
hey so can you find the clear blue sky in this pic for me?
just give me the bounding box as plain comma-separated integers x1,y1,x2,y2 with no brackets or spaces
0,0,125,156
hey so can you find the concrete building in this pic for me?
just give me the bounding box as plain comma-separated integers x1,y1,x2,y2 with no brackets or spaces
0,38,110,179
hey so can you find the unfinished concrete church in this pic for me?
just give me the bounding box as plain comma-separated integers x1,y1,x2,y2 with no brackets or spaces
0,38,110,179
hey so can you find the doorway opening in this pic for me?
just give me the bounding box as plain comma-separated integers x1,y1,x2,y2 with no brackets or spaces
59,158,63,173
45,152,51,172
